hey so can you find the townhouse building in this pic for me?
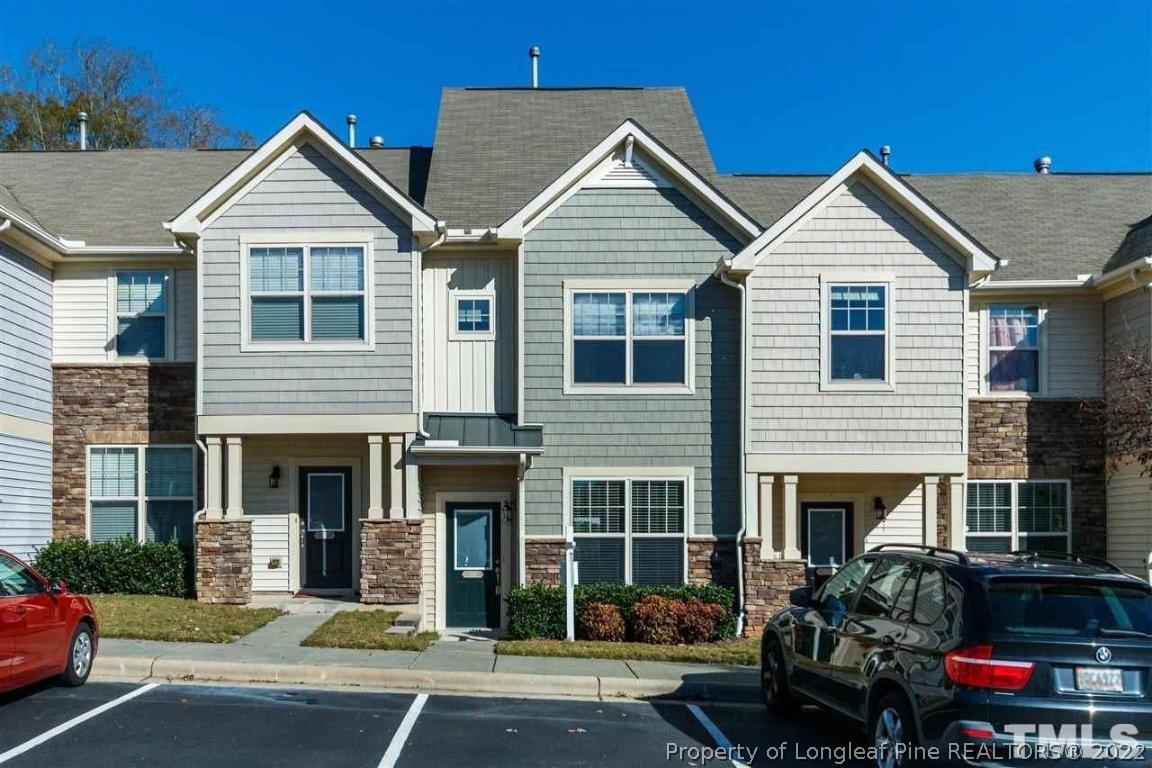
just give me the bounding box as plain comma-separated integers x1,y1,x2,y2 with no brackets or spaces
0,86,1148,632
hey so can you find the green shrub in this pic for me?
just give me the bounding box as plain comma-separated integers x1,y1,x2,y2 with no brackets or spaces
630,595,681,644
578,602,626,641
505,582,736,641
33,538,189,597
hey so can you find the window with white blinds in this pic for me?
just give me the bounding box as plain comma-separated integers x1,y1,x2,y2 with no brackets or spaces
247,242,369,344
571,478,686,585
116,271,168,358
88,446,196,545
965,480,1070,554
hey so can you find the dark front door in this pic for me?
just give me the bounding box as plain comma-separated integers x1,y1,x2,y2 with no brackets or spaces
301,467,353,590
445,502,501,628
800,502,854,568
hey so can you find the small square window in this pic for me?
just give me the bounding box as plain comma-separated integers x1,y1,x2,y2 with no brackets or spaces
451,294,495,339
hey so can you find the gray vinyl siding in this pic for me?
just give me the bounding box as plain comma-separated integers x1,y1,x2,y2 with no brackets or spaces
0,434,51,560
200,144,415,415
747,181,967,454
1104,286,1152,384
0,242,52,423
522,188,741,536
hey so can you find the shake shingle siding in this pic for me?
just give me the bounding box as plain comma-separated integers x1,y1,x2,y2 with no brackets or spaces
747,182,967,454
522,188,741,536
0,243,52,423
200,144,415,415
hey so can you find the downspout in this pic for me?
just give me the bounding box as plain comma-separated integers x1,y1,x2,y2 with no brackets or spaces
717,263,747,636
415,223,448,439
0,219,11,234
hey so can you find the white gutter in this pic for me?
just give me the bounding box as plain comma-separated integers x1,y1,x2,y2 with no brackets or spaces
0,219,11,235
1094,257,1152,287
974,277,1092,291
717,261,747,637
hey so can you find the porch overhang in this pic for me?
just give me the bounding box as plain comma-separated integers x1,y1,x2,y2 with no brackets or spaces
745,452,967,475
197,413,420,436
411,413,544,457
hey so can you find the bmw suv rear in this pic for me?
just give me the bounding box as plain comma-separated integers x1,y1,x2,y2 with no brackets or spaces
759,545,1152,767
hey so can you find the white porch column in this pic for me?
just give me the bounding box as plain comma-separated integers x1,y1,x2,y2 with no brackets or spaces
387,434,404,519
759,474,775,560
225,436,244,518
367,435,385,520
204,437,224,520
923,475,939,546
948,475,966,550
744,472,760,539
782,474,801,560
404,433,419,519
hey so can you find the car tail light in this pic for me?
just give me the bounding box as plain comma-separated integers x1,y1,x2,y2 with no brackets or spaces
945,644,1035,691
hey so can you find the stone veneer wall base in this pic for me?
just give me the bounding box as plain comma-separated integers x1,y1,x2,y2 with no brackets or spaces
195,520,252,605
741,538,806,637
361,519,422,604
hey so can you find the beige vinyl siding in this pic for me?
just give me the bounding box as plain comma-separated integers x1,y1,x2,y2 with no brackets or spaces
199,144,415,416
52,264,196,363
421,253,516,413
1107,461,1152,577
747,181,966,454
1104,286,1152,389
967,293,1103,397
250,515,293,592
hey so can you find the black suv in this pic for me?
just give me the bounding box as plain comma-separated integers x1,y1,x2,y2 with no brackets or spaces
760,544,1152,766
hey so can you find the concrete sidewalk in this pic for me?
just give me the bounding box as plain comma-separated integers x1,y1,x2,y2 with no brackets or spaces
92,614,759,702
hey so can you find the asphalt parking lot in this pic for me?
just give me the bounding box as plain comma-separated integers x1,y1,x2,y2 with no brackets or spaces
0,681,869,767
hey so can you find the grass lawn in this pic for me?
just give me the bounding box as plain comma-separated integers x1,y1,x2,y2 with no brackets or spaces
496,638,759,666
90,595,282,643
302,610,439,652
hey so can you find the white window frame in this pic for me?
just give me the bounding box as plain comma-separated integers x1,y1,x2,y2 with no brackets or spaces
110,270,175,362
85,444,197,543
819,275,897,392
563,279,696,395
562,467,693,585
239,231,376,352
452,507,495,571
449,290,496,341
964,479,1072,553
982,304,1048,396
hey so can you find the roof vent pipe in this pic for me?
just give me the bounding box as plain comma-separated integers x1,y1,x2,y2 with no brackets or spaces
1034,156,1052,174
78,112,88,151
369,135,385,148
346,114,357,147
529,46,540,88
880,145,891,166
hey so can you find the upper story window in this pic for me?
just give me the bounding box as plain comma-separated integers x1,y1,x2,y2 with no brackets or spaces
244,240,372,349
450,291,495,340
988,305,1041,393
88,445,196,545
116,271,168,358
565,283,693,394
821,279,894,391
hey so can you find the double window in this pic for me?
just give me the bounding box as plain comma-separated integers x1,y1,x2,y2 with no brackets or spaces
115,271,169,358
965,480,1070,554
88,446,196,545
988,305,1042,393
246,242,370,346
567,287,692,391
570,478,687,585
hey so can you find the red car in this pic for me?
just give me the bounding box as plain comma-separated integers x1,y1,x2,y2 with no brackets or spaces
0,548,97,693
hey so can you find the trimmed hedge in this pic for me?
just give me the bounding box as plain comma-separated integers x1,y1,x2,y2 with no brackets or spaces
506,583,736,641
33,538,190,597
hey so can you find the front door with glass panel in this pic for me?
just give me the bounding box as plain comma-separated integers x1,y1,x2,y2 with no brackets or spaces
800,502,854,568
445,503,501,628
301,467,353,590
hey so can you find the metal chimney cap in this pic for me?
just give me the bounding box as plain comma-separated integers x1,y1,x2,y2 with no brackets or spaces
1034,156,1052,174
78,111,88,121
369,136,385,148
346,114,357,124
529,46,540,57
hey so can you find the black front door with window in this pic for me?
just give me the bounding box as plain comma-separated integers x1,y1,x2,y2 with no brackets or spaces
301,467,353,590
445,502,501,628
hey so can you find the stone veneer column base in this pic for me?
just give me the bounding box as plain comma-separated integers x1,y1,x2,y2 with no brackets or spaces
360,519,422,604
741,537,806,637
687,538,738,591
524,539,566,585
195,520,252,605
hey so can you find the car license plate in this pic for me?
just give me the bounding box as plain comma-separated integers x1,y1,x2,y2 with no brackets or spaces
1075,667,1123,693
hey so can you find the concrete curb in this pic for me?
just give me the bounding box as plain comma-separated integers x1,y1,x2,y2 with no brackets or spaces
93,656,758,703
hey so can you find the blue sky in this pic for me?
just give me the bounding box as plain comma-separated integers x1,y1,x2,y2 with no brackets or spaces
3,0,1150,172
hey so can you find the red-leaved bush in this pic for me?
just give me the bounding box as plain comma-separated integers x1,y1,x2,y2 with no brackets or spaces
630,595,681,644
578,602,626,642
676,598,726,644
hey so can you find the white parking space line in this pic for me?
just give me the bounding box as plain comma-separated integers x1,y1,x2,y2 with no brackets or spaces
0,683,161,765
686,704,751,768
376,693,429,768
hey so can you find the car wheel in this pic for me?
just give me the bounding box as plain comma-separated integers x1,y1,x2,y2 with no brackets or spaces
760,638,795,716
871,692,918,768
61,623,94,687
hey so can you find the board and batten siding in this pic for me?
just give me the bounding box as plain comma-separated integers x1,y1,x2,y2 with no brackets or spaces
200,144,415,416
967,293,1103,397
747,181,966,455
521,188,742,537
52,264,196,363
421,253,516,413
1,242,52,422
